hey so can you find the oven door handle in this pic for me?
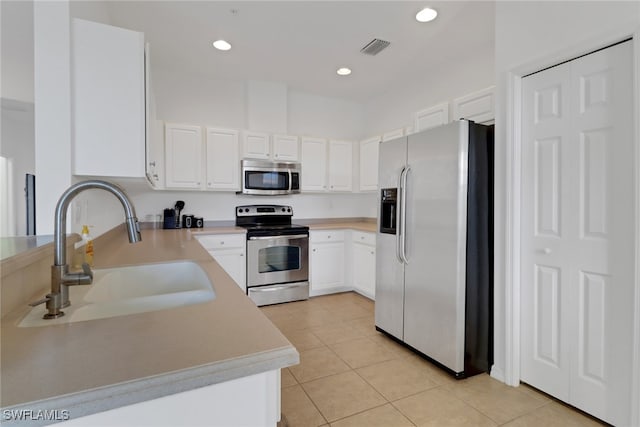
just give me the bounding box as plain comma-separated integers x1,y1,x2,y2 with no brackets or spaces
248,234,309,240
250,282,308,292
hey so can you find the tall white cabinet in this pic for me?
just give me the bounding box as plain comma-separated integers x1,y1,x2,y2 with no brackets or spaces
328,140,353,192
205,128,240,191
359,136,380,192
72,19,145,178
164,124,203,189
301,137,328,191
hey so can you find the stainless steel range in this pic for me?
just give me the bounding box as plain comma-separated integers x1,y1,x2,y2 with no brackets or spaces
236,205,309,306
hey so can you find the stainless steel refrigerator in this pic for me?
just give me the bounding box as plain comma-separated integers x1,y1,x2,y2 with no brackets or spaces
375,119,493,378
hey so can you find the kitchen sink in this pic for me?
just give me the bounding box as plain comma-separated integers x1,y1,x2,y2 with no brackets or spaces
19,261,215,327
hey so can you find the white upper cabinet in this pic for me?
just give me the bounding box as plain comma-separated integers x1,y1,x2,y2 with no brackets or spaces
452,86,495,124
242,131,270,159
72,19,145,178
301,137,328,191
272,134,299,161
359,136,380,192
414,102,449,132
164,124,203,189
328,140,353,192
205,128,240,191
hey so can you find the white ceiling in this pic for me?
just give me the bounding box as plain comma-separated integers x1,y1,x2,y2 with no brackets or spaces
107,1,495,104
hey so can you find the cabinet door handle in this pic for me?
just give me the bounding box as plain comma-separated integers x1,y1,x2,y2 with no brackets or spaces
312,248,316,252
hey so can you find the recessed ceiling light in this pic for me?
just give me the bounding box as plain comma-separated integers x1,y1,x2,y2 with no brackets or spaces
337,67,352,76
212,40,231,51
416,7,437,23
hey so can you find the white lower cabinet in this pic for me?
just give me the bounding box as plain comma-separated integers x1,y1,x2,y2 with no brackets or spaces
58,370,280,427
309,229,376,299
196,234,246,292
309,230,346,296
352,231,376,299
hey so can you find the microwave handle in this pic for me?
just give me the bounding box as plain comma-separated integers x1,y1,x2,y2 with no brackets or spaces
289,170,293,191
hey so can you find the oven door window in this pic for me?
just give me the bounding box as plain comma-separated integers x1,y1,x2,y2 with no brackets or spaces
258,245,300,273
245,171,290,191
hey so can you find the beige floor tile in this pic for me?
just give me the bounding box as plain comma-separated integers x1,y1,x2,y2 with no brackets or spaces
368,332,417,359
310,323,366,345
284,329,325,351
393,387,497,427
288,307,340,329
344,316,378,337
356,358,440,401
329,337,396,369
281,384,327,427
443,374,550,424
289,346,351,383
302,371,387,422
349,293,375,312
401,354,459,386
324,302,373,321
330,403,414,427
282,368,298,388
502,401,605,427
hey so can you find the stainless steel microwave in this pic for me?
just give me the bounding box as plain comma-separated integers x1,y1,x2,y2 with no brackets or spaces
241,159,301,195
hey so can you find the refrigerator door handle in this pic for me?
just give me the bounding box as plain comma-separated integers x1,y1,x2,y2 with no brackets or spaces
396,167,406,263
400,165,411,264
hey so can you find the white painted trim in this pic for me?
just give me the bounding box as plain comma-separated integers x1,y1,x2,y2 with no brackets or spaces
631,28,640,427
505,25,640,425
504,71,522,387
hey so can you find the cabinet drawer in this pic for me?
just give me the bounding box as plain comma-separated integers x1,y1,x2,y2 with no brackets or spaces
310,230,345,243
196,234,245,250
352,231,375,246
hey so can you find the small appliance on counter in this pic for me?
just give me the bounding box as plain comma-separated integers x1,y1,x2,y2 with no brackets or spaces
163,200,185,229
182,214,204,229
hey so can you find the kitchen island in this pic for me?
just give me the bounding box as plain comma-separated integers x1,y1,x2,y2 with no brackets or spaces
0,226,298,426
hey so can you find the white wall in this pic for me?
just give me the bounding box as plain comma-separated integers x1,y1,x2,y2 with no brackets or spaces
153,69,247,129
1,0,35,236
363,44,495,136
493,0,640,385
129,191,376,224
1,0,34,103
288,91,365,140
1,100,35,236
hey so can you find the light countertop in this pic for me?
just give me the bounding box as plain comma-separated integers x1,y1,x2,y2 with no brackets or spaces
0,227,298,424
0,218,375,424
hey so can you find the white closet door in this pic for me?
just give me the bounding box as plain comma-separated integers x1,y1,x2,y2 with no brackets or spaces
521,41,634,426
521,62,572,402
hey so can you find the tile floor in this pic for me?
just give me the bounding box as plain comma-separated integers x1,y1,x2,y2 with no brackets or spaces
260,292,605,427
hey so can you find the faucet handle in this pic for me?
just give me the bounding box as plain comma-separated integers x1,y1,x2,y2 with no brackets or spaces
82,262,94,280
29,294,52,307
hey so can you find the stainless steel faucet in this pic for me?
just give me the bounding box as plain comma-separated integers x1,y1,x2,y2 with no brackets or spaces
31,180,142,319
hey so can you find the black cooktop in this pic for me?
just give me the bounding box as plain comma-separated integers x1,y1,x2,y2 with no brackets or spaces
236,204,308,238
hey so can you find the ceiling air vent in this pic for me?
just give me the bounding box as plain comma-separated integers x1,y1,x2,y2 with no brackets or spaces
360,38,390,56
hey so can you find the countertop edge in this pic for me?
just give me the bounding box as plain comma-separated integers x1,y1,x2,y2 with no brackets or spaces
1,346,298,427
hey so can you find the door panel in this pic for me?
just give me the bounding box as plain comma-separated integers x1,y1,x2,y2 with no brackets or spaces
375,137,407,339
521,41,633,426
403,121,468,373
522,61,572,401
